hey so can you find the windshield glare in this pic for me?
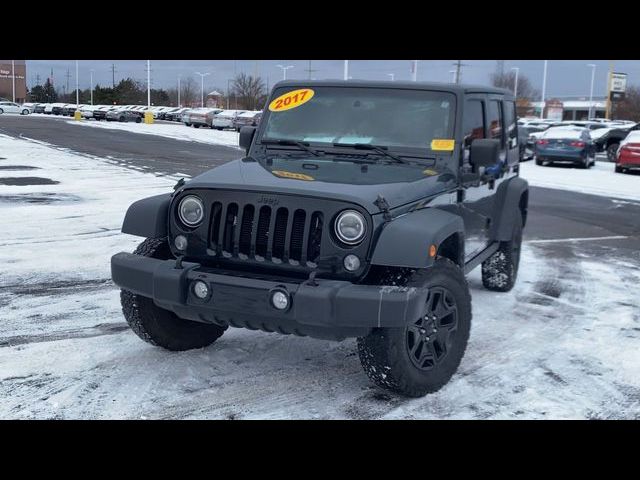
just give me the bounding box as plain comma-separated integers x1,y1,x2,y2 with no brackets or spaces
262,87,456,150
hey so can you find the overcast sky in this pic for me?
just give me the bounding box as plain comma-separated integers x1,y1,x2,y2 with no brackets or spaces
25,60,640,99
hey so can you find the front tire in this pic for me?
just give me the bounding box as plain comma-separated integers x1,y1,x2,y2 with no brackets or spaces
120,238,227,351
481,211,523,292
357,258,472,397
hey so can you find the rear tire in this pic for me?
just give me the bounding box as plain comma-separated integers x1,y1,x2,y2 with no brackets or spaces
357,258,472,397
481,211,523,292
120,238,227,351
607,143,619,162
535,157,543,166
615,165,624,174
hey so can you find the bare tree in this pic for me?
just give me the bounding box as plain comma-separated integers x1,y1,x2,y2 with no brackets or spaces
231,73,267,110
490,71,540,117
611,86,640,121
180,77,198,107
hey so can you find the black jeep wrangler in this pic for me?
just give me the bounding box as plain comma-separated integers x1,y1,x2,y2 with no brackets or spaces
111,80,528,397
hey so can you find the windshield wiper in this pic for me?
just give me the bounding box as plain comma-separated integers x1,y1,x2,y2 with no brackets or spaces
332,143,408,164
261,138,321,156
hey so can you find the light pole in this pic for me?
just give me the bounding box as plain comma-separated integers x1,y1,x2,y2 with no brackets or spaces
387,73,395,81
147,60,151,107
276,64,294,80
90,69,94,105
511,67,519,98
195,71,210,108
411,60,418,81
449,70,457,83
11,60,15,102
75,60,79,107
177,74,181,107
227,78,231,109
540,60,548,119
344,60,349,80
587,63,596,120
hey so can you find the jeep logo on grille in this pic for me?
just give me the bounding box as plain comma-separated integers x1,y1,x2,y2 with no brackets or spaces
257,196,279,206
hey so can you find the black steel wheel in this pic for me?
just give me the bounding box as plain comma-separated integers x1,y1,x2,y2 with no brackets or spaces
406,287,459,371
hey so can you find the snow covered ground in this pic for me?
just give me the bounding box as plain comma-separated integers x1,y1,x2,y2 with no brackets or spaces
520,160,640,202
67,119,241,149
1,134,639,419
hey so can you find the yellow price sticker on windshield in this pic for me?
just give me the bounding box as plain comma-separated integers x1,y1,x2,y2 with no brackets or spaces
431,139,455,151
269,89,315,112
272,170,315,181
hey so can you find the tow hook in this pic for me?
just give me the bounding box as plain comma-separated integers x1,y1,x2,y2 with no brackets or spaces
174,255,185,269
305,270,319,287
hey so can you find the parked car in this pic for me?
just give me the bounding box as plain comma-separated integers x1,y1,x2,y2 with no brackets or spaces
61,104,84,116
80,105,99,119
593,122,640,162
517,125,541,161
92,106,116,121
233,110,262,131
185,108,222,128
106,108,143,123
21,102,37,113
34,103,47,114
164,107,190,122
50,103,66,115
535,127,596,168
615,131,640,174
0,101,31,115
211,109,245,130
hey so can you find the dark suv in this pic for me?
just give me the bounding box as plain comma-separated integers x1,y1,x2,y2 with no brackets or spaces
111,81,528,397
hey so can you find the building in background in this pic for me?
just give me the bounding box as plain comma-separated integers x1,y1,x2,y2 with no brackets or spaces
529,96,607,120
0,60,27,103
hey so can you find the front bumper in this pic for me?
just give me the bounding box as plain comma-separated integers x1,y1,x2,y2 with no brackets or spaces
111,252,429,340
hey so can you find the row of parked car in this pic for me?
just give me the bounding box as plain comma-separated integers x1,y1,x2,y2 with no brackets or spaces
25,102,263,131
517,117,640,174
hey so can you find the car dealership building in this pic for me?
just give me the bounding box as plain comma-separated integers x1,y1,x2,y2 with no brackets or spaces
0,60,27,103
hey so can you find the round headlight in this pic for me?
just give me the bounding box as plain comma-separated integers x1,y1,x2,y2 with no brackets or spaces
178,195,204,227
335,210,366,245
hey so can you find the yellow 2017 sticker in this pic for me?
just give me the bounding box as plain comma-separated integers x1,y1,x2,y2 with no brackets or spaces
431,139,455,151
272,170,315,181
269,89,315,112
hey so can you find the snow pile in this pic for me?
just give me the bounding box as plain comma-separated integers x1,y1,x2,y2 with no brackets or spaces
520,161,640,202
68,120,241,148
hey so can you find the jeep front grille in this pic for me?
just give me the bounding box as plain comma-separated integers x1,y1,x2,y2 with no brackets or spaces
209,201,324,266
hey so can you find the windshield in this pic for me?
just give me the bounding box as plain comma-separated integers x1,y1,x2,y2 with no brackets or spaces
261,86,456,150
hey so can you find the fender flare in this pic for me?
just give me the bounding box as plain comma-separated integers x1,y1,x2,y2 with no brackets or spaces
490,176,529,242
370,208,464,269
121,193,171,238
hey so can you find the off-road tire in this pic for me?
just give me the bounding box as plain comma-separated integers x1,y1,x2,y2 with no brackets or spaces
481,211,523,292
357,258,472,397
120,238,227,351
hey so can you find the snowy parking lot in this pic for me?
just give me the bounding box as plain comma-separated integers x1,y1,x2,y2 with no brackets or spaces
1,128,639,420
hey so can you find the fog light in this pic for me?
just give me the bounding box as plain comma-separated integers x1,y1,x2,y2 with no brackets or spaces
343,254,361,271
193,280,209,299
175,235,188,251
271,290,290,310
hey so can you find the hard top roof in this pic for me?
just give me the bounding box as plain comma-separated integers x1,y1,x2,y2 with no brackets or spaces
271,79,512,97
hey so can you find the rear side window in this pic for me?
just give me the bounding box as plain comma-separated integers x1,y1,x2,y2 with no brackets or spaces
504,100,517,147
463,100,485,147
488,100,504,144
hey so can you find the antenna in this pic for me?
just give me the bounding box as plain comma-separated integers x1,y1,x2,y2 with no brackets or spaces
111,63,117,88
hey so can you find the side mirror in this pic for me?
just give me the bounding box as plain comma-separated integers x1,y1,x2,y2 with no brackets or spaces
239,126,257,154
469,138,501,171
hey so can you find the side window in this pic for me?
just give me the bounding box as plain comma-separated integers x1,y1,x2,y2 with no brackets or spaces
487,100,504,146
504,100,517,148
463,99,485,148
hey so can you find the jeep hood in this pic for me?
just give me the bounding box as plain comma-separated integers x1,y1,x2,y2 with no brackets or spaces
183,157,457,214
